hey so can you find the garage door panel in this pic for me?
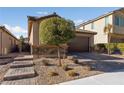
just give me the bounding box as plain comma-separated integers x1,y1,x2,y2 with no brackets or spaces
68,36,89,52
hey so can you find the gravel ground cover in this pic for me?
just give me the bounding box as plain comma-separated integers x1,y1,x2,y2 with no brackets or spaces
0,64,10,84
34,58,102,85
0,57,14,84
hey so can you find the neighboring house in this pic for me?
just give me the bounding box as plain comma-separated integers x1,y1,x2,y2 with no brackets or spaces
77,8,124,44
0,26,19,55
28,13,96,54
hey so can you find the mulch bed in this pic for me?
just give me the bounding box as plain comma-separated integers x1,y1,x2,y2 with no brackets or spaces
34,58,102,85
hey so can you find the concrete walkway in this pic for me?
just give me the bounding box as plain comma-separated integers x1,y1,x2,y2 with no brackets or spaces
59,69,124,85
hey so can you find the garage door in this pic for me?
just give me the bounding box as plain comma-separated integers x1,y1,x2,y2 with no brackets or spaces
68,36,89,52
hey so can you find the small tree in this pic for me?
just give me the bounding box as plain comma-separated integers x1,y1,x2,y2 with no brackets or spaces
39,17,75,66
20,35,24,52
104,24,112,55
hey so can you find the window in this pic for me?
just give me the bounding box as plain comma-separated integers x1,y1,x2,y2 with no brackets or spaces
119,16,124,27
91,22,94,29
105,16,109,26
114,16,124,27
115,16,119,26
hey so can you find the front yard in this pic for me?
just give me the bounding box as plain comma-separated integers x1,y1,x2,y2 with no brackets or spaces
33,54,124,84
0,53,124,85
34,58,101,84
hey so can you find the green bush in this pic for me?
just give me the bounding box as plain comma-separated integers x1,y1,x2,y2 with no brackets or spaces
93,43,124,54
93,44,107,53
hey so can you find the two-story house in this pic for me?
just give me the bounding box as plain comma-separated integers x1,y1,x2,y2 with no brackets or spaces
77,8,124,44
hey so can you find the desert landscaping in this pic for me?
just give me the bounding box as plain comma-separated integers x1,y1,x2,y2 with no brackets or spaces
0,53,124,85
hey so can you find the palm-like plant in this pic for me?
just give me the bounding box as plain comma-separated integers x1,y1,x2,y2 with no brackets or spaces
104,24,112,55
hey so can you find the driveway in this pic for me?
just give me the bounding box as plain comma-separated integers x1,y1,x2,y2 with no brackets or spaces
59,69,124,85
70,52,124,62
59,52,124,85
71,52,124,72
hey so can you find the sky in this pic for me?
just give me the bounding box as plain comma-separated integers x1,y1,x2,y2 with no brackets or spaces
0,7,120,38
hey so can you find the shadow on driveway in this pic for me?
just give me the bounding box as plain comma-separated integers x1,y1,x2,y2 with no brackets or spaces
69,52,123,60
69,52,124,73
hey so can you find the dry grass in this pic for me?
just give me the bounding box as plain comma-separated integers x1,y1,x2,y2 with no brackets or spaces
67,70,79,77
48,71,59,77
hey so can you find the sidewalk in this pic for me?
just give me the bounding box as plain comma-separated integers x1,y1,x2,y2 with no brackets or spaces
59,69,124,85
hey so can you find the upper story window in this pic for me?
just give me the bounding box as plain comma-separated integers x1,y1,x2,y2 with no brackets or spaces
120,16,124,26
114,16,124,27
91,22,94,29
115,16,119,26
105,16,109,26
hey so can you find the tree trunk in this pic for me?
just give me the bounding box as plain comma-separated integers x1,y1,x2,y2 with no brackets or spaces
108,34,111,55
38,47,39,58
63,47,66,59
57,46,62,66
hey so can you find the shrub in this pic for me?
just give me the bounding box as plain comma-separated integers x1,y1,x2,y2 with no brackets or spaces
90,66,96,70
104,43,124,54
67,70,79,77
42,59,50,66
93,43,124,54
48,72,59,76
93,44,107,53
73,59,79,64
62,64,73,71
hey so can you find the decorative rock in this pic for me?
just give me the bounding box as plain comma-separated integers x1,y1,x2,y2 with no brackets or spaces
67,56,77,60
73,59,79,64
83,66,91,71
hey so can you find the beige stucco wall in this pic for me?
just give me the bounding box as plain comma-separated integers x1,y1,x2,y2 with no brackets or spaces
0,28,19,55
29,21,39,46
113,11,124,35
79,14,113,44
29,25,34,45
